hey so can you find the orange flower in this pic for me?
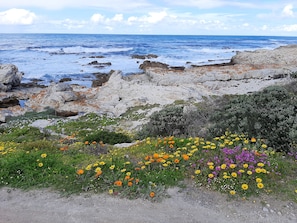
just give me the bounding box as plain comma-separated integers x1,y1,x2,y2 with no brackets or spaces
127,182,133,187
144,155,151,161
251,137,257,143
174,159,180,164
163,154,169,159
124,175,130,180
156,158,164,163
134,167,141,171
59,146,68,151
153,153,159,159
95,170,102,178
135,178,140,184
169,144,174,149
182,154,189,161
149,191,155,198
114,180,123,187
84,141,89,145
92,141,97,144
76,169,84,175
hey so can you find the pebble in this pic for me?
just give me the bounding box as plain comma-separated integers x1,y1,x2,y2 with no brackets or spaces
263,207,269,212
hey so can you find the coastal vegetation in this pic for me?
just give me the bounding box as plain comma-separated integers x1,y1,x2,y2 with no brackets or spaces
0,83,296,202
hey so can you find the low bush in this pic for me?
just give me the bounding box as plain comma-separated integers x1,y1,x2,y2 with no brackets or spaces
137,104,214,139
209,85,297,153
84,130,131,145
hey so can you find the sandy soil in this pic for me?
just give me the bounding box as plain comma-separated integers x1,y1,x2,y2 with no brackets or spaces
0,186,296,223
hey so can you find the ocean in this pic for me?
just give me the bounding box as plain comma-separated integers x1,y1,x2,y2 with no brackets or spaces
1,34,297,87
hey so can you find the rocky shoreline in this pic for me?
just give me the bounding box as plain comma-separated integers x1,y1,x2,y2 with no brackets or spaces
1,45,297,123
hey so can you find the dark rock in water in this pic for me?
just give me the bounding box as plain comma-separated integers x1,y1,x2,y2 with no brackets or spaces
139,60,169,70
88,61,112,66
92,71,112,87
59,78,72,83
55,110,78,117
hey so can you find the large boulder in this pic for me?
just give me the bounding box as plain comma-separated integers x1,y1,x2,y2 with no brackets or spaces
0,64,23,91
26,82,79,111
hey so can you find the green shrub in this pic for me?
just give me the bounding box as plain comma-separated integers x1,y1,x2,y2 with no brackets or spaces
137,99,217,139
84,130,131,145
209,85,297,153
137,105,186,138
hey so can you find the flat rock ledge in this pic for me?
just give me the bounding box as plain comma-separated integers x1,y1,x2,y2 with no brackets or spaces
1,45,297,122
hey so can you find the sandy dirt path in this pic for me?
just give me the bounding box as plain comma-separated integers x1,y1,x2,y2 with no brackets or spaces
0,186,296,223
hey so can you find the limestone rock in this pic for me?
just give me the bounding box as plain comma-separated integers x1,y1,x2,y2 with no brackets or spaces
231,45,297,65
0,64,23,91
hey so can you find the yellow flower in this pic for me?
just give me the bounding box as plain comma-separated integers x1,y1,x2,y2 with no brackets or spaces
251,137,257,143
247,170,253,175
243,163,249,168
255,168,262,173
99,161,106,165
239,169,245,173
85,164,92,171
208,173,214,178
38,162,43,167
221,164,227,170
95,167,102,173
194,169,201,175
109,165,115,170
120,168,126,172
223,175,230,179
241,184,249,190
261,144,268,149
162,163,168,167
209,165,214,170
229,164,236,169
256,178,262,183
108,189,113,195
231,172,237,178
257,183,264,189
41,153,47,158
257,162,264,167
207,162,214,166
295,189,297,194
229,190,236,195
261,169,267,174
126,172,131,176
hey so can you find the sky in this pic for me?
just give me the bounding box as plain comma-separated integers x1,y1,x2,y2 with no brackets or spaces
0,0,297,35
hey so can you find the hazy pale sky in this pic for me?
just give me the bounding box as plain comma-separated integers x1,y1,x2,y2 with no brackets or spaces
0,0,297,35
